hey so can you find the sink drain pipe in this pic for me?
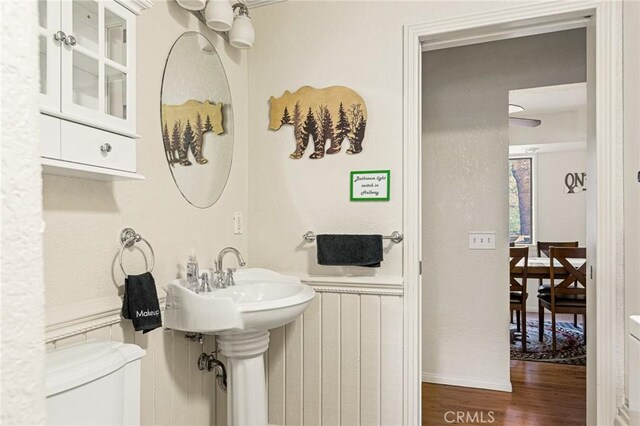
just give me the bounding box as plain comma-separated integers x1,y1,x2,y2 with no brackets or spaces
198,352,227,393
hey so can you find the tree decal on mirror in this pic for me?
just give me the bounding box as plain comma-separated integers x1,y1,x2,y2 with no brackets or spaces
161,99,224,167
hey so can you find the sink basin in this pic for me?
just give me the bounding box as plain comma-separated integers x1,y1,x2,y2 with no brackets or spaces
163,268,315,426
163,268,315,334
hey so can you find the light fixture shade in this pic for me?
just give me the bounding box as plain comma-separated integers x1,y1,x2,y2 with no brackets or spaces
176,0,206,11
205,0,234,32
198,35,215,54
229,15,254,49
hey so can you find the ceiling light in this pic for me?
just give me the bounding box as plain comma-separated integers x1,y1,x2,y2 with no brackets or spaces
204,0,234,32
229,3,254,49
509,104,524,114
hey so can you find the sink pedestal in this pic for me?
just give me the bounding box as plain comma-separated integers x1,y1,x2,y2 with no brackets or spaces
217,331,270,426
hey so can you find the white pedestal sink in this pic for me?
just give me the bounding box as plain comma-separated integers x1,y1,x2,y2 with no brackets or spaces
163,268,315,426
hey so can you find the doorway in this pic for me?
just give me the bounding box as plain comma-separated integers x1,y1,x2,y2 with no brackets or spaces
402,3,623,425
421,29,588,424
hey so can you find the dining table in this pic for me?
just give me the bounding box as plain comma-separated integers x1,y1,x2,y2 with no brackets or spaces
511,256,587,279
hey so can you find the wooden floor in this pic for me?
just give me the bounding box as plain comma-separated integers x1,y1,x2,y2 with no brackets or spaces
422,361,586,425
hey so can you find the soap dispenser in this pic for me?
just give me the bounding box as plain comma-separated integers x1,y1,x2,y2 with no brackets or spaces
186,253,200,292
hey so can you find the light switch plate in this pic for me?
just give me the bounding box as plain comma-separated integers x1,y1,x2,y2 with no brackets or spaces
234,212,242,235
469,232,496,250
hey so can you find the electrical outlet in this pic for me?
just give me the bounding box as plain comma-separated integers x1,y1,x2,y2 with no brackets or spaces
233,212,242,235
469,232,496,250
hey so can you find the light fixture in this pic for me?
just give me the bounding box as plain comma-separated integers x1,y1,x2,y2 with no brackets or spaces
204,0,234,32
176,0,207,11
508,104,525,114
178,0,255,50
229,3,254,49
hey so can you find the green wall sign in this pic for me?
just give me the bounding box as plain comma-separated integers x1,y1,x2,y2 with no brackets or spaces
350,170,390,201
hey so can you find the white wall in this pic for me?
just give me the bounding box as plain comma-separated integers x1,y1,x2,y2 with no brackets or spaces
624,0,640,418
510,109,586,146
535,150,586,245
422,29,586,391
0,1,46,423
43,1,249,424
523,149,587,311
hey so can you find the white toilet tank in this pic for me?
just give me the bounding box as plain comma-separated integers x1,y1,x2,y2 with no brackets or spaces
46,339,145,425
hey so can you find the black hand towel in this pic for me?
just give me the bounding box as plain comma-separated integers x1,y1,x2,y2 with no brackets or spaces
316,234,383,267
122,272,162,334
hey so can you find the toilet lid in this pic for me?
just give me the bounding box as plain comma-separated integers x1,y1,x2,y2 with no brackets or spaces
46,340,145,396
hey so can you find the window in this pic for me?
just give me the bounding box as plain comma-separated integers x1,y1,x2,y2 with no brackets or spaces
509,157,533,244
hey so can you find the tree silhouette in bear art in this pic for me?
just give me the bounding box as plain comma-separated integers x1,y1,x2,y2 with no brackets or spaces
269,86,367,159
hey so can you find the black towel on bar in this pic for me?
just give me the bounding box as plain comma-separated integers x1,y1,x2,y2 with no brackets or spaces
316,234,383,268
122,272,162,334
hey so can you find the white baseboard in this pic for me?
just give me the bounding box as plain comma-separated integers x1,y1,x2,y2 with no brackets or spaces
422,372,512,393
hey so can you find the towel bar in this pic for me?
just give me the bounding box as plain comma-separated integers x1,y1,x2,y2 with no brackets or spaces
119,227,155,276
302,231,404,244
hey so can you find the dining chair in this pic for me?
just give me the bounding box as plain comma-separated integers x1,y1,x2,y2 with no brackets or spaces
537,246,587,353
536,241,580,258
537,241,580,325
510,247,529,352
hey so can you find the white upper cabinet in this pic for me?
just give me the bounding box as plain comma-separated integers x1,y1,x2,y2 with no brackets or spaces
38,0,150,180
41,0,136,136
59,0,136,135
39,0,62,111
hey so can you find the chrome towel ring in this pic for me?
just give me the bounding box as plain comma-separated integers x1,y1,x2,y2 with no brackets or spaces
119,227,155,276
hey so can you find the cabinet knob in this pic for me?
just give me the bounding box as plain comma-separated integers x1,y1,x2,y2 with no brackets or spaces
64,35,77,47
53,31,66,43
100,143,112,153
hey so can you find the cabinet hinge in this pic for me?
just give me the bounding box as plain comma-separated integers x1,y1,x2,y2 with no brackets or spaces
123,105,127,119
123,29,127,44
419,261,422,275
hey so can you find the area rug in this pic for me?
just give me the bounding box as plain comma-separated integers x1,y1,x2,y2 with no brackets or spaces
510,320,586,365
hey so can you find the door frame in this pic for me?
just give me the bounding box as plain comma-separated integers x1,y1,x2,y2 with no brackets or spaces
402,2,623,425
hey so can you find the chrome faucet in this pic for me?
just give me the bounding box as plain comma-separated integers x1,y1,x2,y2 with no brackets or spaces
214,247,246,288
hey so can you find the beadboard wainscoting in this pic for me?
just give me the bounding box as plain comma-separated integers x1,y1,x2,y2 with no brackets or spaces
267,289,404,426
46,282,404,426
48,320,225,426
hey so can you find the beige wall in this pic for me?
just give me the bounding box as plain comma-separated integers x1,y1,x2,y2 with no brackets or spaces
247,1,557,423
1,1,46,424
247,1,522,279
43,1,248,424
422,29,586,390
34,1,640,425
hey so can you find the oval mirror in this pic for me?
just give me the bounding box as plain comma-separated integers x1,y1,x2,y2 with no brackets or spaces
161,32,233,208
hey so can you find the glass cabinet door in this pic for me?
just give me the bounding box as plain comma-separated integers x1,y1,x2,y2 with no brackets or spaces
60,0,135,135
38,0,61,111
